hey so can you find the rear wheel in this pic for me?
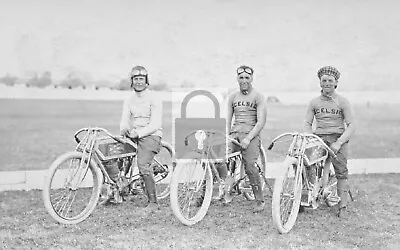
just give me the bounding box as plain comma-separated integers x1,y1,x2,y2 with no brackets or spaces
42,151,102,224
154,142,175,200
272,156,302,234
170,152,213,226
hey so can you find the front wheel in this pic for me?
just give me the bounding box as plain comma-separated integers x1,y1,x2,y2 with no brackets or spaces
42,151,103,224
169,152,213,226
271,156,302,234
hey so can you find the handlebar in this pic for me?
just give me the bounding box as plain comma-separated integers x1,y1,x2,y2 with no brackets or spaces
74,127,136,146
267,132,295,150
183,129,242,147
267,132,337,157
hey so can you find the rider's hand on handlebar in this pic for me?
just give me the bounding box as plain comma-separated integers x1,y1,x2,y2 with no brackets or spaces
330,141,342,154
120,128,130,137
129,130,139,139
240,137,251,149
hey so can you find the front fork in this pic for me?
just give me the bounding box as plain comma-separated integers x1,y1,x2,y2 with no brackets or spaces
320,158,331,188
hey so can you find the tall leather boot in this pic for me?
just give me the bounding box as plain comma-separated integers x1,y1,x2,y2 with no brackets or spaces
214,162,228,201
336,178,349,218
251,184,265,212
248,170,265,213
142,174,159,211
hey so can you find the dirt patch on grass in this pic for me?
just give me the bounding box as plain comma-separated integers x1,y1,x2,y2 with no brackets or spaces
1,174,399,249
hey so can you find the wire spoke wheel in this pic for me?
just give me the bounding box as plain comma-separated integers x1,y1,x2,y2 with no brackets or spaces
42,151,102,224
170,154,213,226
272,157,302,234
153,143,175,200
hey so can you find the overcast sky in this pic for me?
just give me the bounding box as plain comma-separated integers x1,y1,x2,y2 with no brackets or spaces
1,0,399,91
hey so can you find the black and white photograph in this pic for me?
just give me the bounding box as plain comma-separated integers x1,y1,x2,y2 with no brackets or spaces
0,0,399,249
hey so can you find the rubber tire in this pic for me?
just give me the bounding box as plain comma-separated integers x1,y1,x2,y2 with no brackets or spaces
42,151,102,225
170,153,213,226
154,142,176,200
271,156,302,234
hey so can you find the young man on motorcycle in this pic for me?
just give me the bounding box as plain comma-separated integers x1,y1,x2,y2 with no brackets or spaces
304,66,356,218
120,65,163,211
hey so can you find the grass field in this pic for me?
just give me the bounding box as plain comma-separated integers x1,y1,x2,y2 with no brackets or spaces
1,99,399,249
0,99,400,171
0,173,399,249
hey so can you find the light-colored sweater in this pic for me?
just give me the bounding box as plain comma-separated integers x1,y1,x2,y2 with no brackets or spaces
120,89,163,138
304,92,354,138
228,89,266,134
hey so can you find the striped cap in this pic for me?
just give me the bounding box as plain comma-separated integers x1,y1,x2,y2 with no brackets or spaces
317,66,340,80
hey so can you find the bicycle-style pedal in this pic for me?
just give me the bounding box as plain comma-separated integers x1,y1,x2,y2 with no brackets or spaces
238,180,252,194
321,188,340,207
300,190,311,206
128,180,144,196
223,192,234,204
99,183,123,205
99,184,112,205
212,183,225,201
113,191,123,203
